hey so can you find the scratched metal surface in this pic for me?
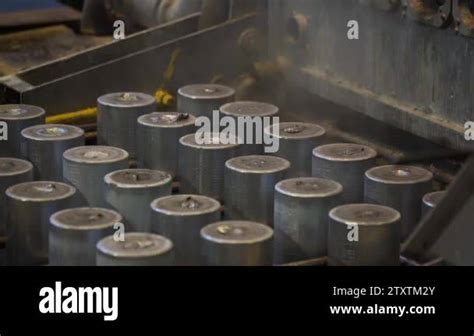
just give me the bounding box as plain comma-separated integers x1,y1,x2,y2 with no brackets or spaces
268,0,474,151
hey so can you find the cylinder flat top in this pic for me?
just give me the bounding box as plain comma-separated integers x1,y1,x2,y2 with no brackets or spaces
201,221,273,245
178,84,235,100
313,143,377,162
265,122,326,140
6,181,76,202
423,191,446,208
151,195,221,216
330,204,401,226
0,158,33,177
51,208,122,230
180,133,240,149
276,177,343,198
22,124,84,141
365,165,433,185
105,169,172,189
97,233,173,258
0,104,45,120
98,92,155,108
138,112,196,128
220,101,279,117
64,146,129,164
226,155,290,174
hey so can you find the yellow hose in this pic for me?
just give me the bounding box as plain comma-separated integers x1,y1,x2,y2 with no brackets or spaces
46,48,180,125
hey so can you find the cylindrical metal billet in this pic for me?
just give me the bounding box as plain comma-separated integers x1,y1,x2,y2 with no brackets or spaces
328,204,401,266
49,208,121,266
422,191,446,217
220,101,280,155
178,133,240,201
96,233,174,266
151,195,221,266
0,158,34,238
22,124,85,181
63,146,129,207
365,165,433,241
177,84,235,118
312,143,377,203
6,181,77,265
137,112,196,178
97,92,156,158
200,221,274,266
265,122,326,177
0,104,45,158
274,177,343,264
224,155,290,226
104,169,172,232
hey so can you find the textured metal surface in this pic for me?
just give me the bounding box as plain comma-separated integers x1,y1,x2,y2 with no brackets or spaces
104,169,173,232
312,143,378,204
96,233,174,266
200,221,274,266
224,155,290,225
220,101,280,155
21,124,84,181
151,194,221,265
0,104,45,157
5,181,76,265
137,112,196,178
266,122,326,177
422,190,446,217
0,158,33,239
328,204,401,266
179,133,240,201
49,208,120,266
268,0,474,151
63,146,129,207
274,177,343,264
97,92,156,159
178,84,236,118
365,165,433,240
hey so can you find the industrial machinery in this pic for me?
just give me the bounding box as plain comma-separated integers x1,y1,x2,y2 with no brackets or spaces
0,0,472,266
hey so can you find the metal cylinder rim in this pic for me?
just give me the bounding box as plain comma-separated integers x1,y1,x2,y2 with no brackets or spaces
329,203,401,226
50,207,122,231
0,158,33,177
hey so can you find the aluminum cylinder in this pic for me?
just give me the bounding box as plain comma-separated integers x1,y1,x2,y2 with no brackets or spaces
274,177,344,264
200,221,274,266
104,169,172,232
178,133,240,201
96,232,174,266
63,146,129,207
177,84,235,118
422,191,446,217
49,208,121,266
151,195,221,266
224,155,290,226
6,181,77,265
365,165,433,241
0,158,34,239
312,143,377,203
97,92,156,158
22,124,85,181
0,104,45,158
220,101,280,155
137,112,196,178
328,204,401,266
265,122,326,177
